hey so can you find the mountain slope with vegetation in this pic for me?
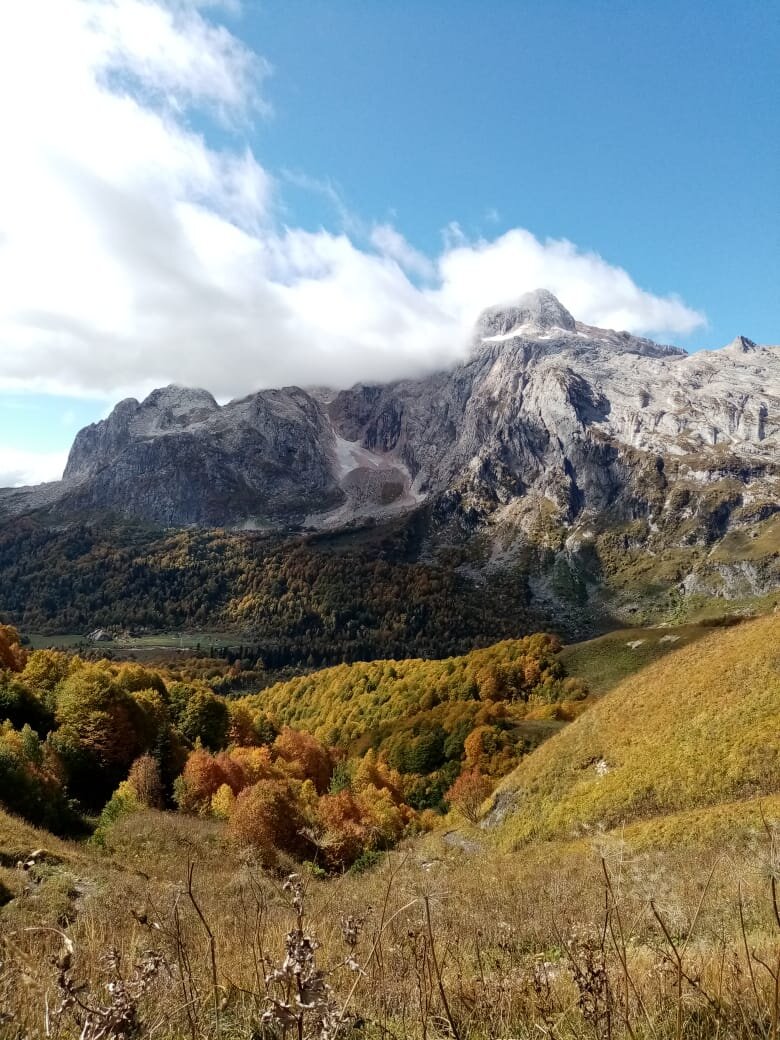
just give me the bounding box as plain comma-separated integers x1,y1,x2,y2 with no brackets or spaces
0,621,591,874
2,292,778,646
4,614,780,1039
0,513,540,661
486,612,780,846
244,634,586,746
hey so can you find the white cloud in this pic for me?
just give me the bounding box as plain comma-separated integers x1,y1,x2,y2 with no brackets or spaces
433,229,705,338
0,0,706,406
370,224,436,280
0,449,69,487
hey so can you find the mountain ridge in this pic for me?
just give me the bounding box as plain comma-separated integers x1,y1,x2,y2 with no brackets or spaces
4,290,776,528
2,290,777,634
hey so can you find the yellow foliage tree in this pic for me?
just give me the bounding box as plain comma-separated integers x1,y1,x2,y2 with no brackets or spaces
211,782,235,819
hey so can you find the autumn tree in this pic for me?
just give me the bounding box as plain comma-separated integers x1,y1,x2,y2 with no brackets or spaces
227,702,257,746
317,789,366,868
174,747,229,814
352,750,404,803
317,782,408,869
273,727,332,794
177,689,229,750
127,753,164,809
21,649,73,694
0,625,26,673
130,688,170,750
52,664,150,804
229,779,313,863
115,664,167,697
463,725,501,768
446,768,494,824
230,745,278,785
0,721,72,831
211,782,235,819
214,751,246,794
0,674,53,734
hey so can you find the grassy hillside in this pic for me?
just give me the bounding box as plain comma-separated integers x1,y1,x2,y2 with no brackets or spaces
6,793,780,1039
557,620,718,696
488,612,780,846
5,613,780,1038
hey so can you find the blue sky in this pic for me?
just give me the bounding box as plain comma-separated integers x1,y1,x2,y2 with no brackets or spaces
0,0,777,484
249,0,778,335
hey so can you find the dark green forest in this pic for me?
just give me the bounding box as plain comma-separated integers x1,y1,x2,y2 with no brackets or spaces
0,512,540,668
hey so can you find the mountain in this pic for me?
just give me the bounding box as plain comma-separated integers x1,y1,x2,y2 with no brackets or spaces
4,289,778,530
1,289,778,634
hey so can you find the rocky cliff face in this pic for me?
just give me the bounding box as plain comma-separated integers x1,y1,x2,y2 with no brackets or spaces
57,385,344,526
3,290,778,554
330,290,778,526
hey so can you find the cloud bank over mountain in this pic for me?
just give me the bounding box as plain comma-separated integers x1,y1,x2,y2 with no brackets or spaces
0,0,706,409
0,449,69,490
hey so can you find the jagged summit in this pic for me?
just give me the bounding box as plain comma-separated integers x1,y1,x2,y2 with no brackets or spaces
726,335,759,354
476,288,577,339
2,295,777,536
142,385,220,414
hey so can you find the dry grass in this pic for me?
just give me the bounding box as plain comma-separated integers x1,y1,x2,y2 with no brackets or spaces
3,613,780,1037
5,804,780,1038
487,613,780,847
556,621,714,698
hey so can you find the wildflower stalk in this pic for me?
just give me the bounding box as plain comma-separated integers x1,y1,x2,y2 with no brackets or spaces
423,895,462,1040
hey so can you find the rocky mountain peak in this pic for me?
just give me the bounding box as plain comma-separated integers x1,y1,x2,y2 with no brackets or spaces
4,296,777,544
726,335,759,354
476,288,577,340
140,385,220,420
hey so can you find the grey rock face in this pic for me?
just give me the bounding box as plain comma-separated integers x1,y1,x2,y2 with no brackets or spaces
330,293,778,531
58,385,343,526
64,387,220,482
2,291,778,540
475,287,577,337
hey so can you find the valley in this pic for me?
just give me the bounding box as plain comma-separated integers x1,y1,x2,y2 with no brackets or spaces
0,294,777,1038
1,1,776,1034
2,612,780,1038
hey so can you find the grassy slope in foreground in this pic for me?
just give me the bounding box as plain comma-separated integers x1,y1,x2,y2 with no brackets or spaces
487,612,780,846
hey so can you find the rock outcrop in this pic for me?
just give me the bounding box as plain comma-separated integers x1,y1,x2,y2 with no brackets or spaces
58,385,343,526
329,292,778,532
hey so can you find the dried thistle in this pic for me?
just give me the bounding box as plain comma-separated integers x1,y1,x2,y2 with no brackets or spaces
260,874,342,1039
50,938,165,1040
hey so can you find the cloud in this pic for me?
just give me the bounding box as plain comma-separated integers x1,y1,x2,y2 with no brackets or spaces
0,0,706,405
0,449,69,488
370,224,436,280
433,229,705,338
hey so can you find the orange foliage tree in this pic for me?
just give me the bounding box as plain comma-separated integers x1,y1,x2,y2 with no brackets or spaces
229,779,313,863
446,768,494,824
273,727,332,794
316,789,367,868
174,747,230,814
0,625,26,673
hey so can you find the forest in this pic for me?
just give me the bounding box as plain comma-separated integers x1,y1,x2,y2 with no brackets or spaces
0,512,544,668
0,623,585,870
